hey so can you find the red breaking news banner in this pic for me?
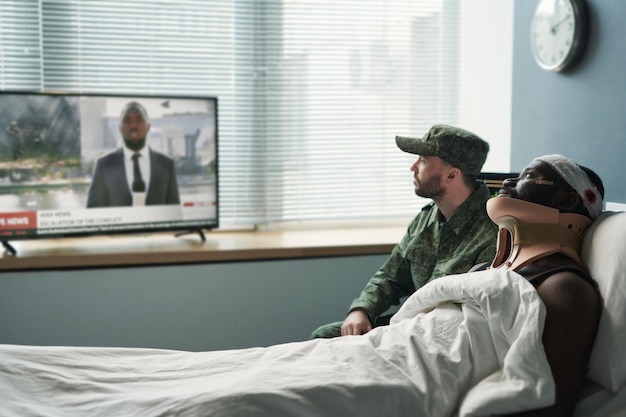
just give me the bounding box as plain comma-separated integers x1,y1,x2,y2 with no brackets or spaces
0,211,37,232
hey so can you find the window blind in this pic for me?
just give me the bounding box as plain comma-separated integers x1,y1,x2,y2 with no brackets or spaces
0,0,461,228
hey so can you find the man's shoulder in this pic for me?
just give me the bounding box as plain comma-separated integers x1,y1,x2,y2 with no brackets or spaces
441,184,494,232
95,148,124,164
148,148,175,163
413,201,437,220
534,266,601,324
469,182,493,205
403,202,437,233
419,201,436,213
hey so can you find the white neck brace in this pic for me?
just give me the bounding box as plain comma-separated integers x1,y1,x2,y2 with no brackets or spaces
486,197,591,271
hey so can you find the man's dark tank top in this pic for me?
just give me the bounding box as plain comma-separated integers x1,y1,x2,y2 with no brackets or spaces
526,265,596,289
472,263,597,292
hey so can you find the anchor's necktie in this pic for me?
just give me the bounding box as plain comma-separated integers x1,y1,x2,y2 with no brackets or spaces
131,153,145,192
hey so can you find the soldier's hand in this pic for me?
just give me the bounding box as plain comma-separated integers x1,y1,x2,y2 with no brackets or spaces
341,309,372,336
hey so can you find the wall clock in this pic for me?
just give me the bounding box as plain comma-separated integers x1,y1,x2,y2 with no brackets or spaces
530,0,589,72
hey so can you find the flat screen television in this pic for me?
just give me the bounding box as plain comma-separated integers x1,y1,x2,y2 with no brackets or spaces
0,91,218,252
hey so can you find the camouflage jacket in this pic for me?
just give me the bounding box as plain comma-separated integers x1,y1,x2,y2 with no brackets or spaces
348,183,497,322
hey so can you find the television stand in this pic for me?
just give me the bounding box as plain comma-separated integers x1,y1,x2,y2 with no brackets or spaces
175,228,206,242
2,240,17,256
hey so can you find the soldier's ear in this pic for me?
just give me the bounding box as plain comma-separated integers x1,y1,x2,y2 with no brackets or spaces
447,166,461,181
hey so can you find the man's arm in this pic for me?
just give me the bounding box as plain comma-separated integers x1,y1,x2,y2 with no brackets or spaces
347,228,417,325
504,271,600,417
86,159,108,208
164,157,180,205
148,153,180,205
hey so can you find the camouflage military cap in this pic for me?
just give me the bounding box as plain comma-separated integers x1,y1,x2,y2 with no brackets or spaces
395,124,489,175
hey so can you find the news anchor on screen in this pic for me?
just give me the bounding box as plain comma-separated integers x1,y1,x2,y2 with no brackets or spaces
87,101,180,208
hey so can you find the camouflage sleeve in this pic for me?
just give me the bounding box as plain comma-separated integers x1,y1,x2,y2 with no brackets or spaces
473,232,497,267
348,221,418,322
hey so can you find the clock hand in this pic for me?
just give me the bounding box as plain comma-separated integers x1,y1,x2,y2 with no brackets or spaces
550,14,571,33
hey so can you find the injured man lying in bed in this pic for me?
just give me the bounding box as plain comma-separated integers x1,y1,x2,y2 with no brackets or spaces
0,155,608,417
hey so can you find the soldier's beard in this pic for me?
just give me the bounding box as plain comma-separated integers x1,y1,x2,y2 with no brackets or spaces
124,138,146,152
415,173,444,199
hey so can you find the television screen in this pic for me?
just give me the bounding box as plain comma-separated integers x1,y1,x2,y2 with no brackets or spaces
0,91,218,245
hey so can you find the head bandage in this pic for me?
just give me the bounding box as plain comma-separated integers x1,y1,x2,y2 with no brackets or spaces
534,154,603,219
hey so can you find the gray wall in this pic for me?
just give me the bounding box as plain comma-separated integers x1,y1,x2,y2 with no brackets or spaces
0,255,388,351
512,0,626,204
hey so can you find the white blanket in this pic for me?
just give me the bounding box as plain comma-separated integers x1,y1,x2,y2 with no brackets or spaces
0,269,555,417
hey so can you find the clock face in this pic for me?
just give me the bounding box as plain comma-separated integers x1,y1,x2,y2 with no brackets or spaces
530,0,586,72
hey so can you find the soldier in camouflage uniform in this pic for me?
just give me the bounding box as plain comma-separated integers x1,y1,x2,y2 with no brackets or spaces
311,124,498,338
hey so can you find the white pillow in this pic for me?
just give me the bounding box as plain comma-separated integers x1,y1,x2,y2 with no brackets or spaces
581,211,626,392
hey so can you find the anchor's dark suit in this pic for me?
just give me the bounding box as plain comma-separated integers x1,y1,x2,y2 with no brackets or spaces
87,148,180,208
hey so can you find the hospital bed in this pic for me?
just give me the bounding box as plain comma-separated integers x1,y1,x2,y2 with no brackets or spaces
0,211,624,416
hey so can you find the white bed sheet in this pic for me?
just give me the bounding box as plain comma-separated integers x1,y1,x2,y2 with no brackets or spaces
0,269,555,417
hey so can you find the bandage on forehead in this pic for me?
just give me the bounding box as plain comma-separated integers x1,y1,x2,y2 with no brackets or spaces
534,154,603,219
